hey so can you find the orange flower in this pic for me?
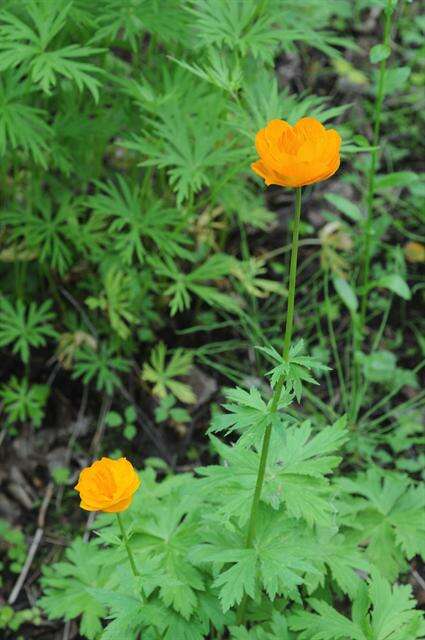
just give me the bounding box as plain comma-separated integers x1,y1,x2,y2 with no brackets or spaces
251,117,341,188
404,241,425,264
75,457,140,513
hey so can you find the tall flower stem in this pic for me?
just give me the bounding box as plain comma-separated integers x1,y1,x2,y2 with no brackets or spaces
236,187,302,625
116,513,139,577
351,0,394,422
359,0,394,325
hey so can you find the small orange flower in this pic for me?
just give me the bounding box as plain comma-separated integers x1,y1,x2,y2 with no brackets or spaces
404,241,425,264
75,457,140,513
251,117,341,188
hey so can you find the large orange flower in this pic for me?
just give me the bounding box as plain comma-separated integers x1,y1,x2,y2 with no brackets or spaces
75,457,140,513
251,117,341,188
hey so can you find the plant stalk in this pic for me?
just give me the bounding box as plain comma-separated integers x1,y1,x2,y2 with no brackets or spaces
359,0,394,325
236,187,302,625
116,513,139,577
351,0,394,423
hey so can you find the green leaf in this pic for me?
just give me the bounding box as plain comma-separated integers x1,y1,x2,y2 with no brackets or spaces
208,385,271,445
339,468,425,580
40,539,109,640
333,276,358,312
375,274,411,300
383,66,410,93
290,597,364,640
375,171,419,191
290,570,425,640
357,350,397,383
142,342,195,404
325,194,363,222
0,298,57,364
369,44,390,64
214,550,257,612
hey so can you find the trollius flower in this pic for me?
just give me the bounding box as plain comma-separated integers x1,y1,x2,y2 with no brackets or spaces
75,457,140,513
251,117,341,188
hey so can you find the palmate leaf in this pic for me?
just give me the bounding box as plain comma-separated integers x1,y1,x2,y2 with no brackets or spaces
308,530,370,598
87,177,192,265
0,298,57,364
92,0,190,49
197,417,347,528
0,375,49,428
289,570,425,640
86,267,140,340
149,253,241,316
0,1,104,100
2,193,80,275
123,91,243,204
141,342,195,404
230,610,292,640
338,468,425,580
171,49,243,96
40,538,109,640
258,339,330,402
187,0,281,63
0,71,51,166
191,510,318,612
133,497,205,620
72,342,131,395
209,385,293,448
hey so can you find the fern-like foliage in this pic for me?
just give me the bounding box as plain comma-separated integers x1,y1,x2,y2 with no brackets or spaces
0,1,104,100
141,342,195,404
87,177,192,264
72,342,130,395
149,253,241,316
2,192,80,275
124,83,244,204
0,376,49,428
0,71,51,166
0,298,57,363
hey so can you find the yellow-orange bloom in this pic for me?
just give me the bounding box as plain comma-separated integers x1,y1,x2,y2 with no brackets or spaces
404,241,425,264
251,117,341,188
75,457,140,513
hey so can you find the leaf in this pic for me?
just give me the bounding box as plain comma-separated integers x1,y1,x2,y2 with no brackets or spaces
198,418,347,528
383,66,410,93
40,538,109,640
87,177,192,265
375,274,411,300
208,385,271,444
0,4,104,100
339,468,425,580
290,597,364,640
369,44,390,64
375,171,419,191
214,550,257,611
258,340,330,402
0,298,57,364
333,276,358,312
290,571,425,640
325,194,363,222
142,342,195,404
357,350,397,383
0,71,51,166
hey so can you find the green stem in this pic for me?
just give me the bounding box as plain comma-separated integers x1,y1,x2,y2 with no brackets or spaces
352,0,394,424
323,269,348,412
116,513,139,577
236,187,302,625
